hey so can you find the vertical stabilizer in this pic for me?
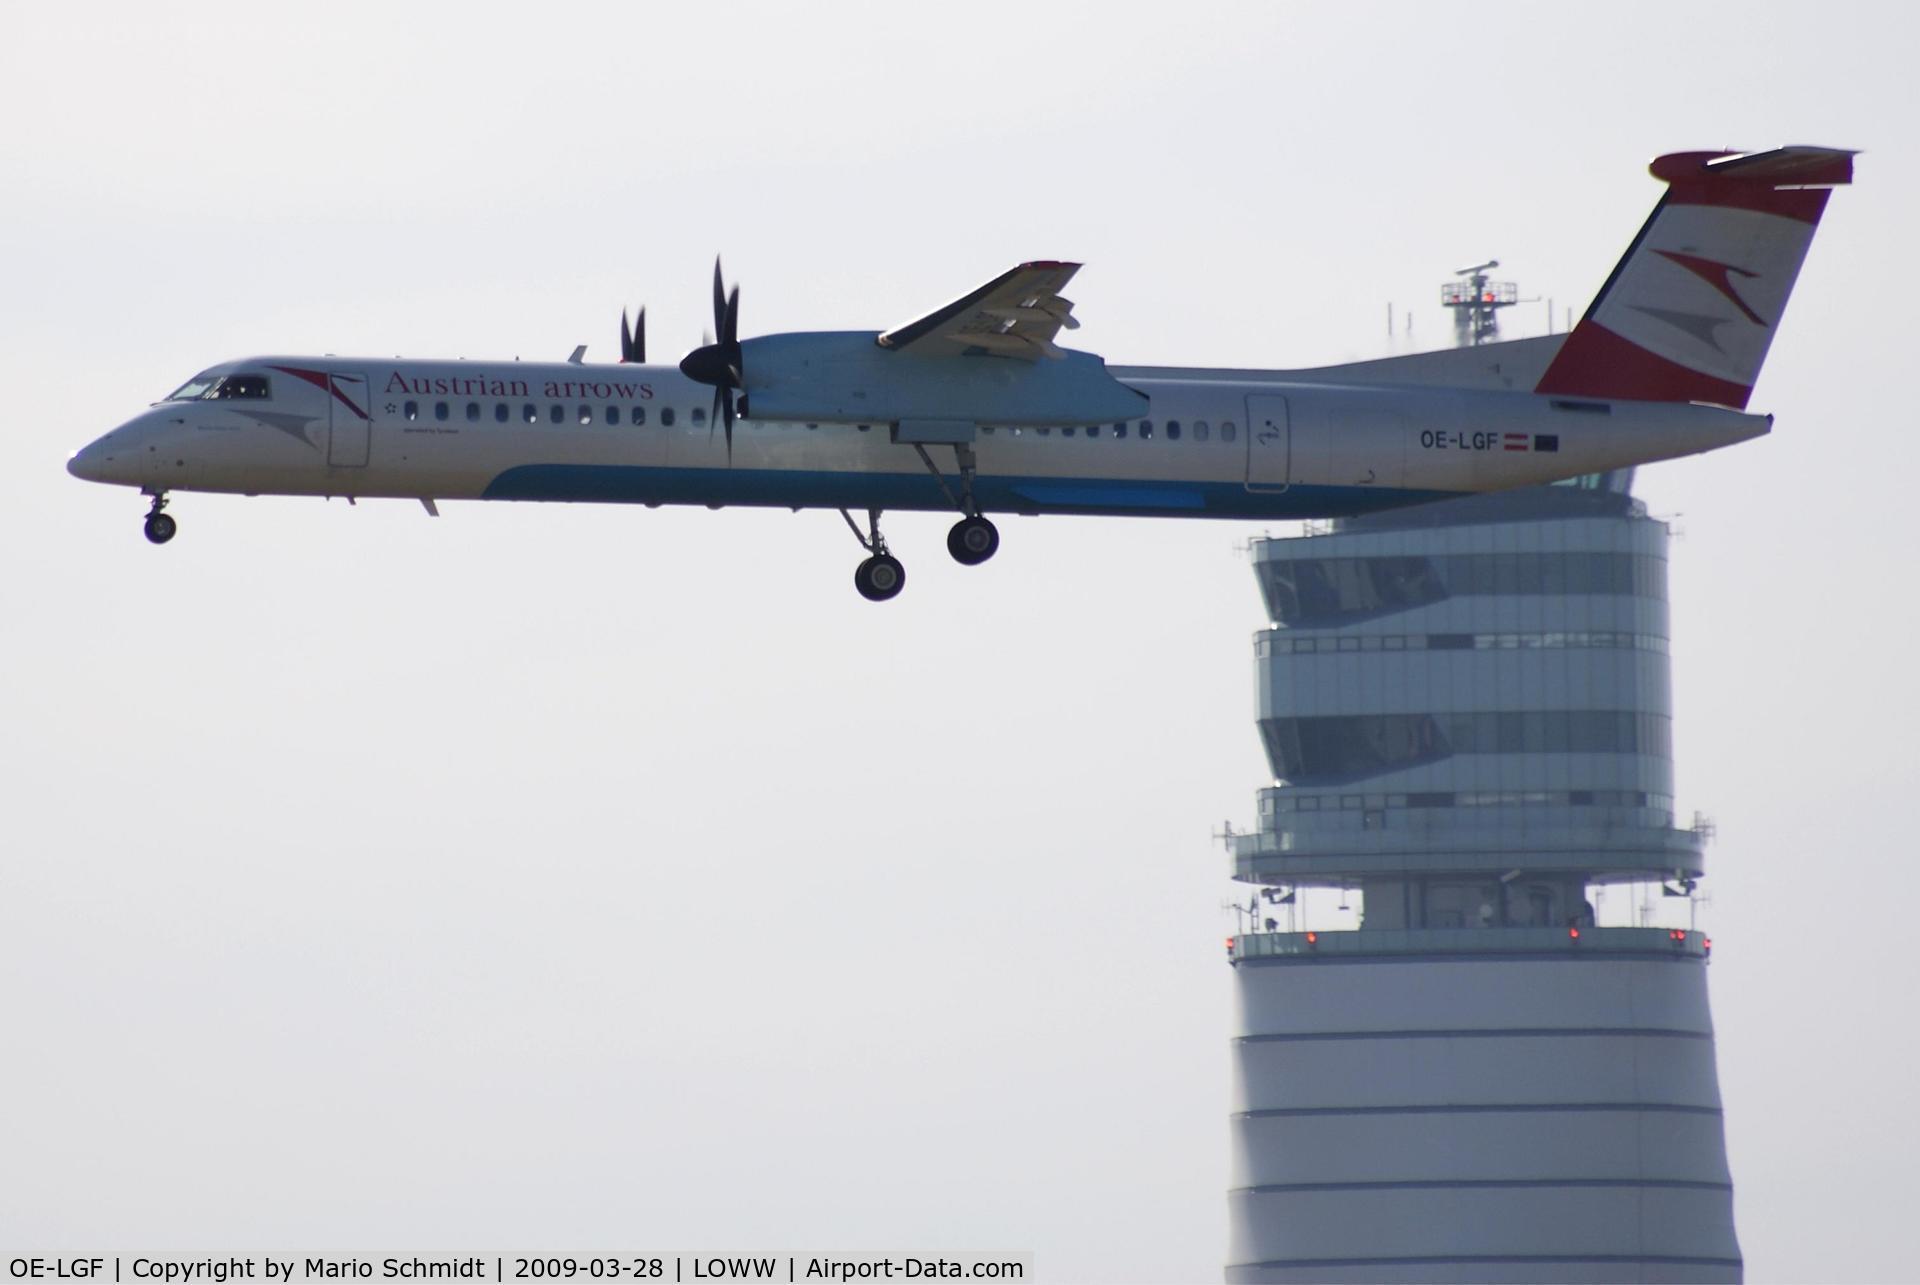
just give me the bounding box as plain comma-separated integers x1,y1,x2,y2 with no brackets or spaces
1535,146,1855,408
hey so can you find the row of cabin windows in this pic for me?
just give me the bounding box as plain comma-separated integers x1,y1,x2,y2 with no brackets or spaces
982,420,1238,442
397,402,1241,443
407,401,688,427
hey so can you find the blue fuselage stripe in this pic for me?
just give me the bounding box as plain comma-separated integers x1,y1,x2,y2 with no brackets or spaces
479,463,1456,520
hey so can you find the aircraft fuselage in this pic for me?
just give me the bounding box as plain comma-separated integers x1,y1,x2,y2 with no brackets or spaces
68,355,1766,521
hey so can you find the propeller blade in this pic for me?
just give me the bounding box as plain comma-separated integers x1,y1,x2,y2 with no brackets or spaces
684,257,743,465
619,307,647,363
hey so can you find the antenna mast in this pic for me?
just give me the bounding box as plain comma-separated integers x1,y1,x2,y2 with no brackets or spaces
1441,259,1519,346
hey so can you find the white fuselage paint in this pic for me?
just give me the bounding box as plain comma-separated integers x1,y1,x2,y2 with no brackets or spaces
69,355,1768,519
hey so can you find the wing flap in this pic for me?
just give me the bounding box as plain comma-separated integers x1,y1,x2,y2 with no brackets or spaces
877,261,1083,360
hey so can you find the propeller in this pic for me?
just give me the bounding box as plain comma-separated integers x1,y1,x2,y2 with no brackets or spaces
678,257,743,460
619,307,645,363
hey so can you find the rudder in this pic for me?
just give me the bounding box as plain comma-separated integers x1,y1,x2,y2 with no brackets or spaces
1535,145,1854,408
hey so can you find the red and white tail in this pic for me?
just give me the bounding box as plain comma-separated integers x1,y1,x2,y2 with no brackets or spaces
1535,146,1855,409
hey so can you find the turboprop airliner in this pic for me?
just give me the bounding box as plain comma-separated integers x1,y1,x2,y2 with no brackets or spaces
68,146,1852,600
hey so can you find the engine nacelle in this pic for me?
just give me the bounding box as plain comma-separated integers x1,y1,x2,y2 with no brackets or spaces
736,331,1148,427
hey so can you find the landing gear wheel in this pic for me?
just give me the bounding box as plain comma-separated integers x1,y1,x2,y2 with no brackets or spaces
947,515,999,566
855,554,906,602
143,512,177,545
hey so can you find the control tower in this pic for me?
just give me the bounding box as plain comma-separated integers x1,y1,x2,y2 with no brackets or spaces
1222,473,1741,1282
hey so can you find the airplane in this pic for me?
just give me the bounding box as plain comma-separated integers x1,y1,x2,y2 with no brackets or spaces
67,145,1853,601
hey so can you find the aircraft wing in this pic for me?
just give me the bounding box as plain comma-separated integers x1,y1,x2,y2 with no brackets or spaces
876,261,1083,360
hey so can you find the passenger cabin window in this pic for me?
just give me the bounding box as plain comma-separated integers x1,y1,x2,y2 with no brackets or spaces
435,401,450,421
692,407,706,425
1221,421,1237,442
661,407,676,426
1166,420,1182,440
404,401,418,421
550,404,564,424
523,404,538,423
465,402,480,422
606,406,620,425
1139,420,1154,440
1195,420,1209,441
1114,422,1127,439
633,407,646,426
493,402,509,423
577,405,592,425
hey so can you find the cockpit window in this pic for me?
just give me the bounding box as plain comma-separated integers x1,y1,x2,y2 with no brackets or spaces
208,374,271,400
167,372,271,401
166,372,221,401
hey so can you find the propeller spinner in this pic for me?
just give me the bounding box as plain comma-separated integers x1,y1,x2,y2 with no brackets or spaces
679,258,743,459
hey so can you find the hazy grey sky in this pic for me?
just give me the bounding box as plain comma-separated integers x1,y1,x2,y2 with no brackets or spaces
3,3,1914,1280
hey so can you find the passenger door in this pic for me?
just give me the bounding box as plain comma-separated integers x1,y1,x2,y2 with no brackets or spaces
1245,394,1290,492
326,372,371,467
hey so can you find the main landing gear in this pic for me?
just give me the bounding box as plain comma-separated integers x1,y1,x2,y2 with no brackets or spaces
142,491,176,545
914,442,1001,568
840,443,1007,600
842,508,906,602
947,514,999,566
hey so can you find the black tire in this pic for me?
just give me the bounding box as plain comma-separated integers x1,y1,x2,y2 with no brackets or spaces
946,515,999,566
855,554,906,601
143,513,177,545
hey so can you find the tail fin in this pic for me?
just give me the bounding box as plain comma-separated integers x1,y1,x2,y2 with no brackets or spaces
1535,145,1855,408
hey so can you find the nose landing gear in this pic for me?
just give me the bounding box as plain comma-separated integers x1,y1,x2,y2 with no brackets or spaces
142,492,176,545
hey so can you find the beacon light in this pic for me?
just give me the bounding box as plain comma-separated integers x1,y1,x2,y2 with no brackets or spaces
1569,925,1581,941
1306,931,1319,947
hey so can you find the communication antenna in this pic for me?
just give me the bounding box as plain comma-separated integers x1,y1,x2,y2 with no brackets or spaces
1442,259,1522,346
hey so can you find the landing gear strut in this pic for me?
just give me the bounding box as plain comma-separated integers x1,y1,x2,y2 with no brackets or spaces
913,442,1000,567
142,491,176,545
841,508,905,602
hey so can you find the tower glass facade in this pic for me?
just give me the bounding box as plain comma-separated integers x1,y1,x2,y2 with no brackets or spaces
1225,481,1741,1283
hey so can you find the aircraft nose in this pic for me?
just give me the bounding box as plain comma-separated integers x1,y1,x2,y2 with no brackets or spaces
67,435,119,483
